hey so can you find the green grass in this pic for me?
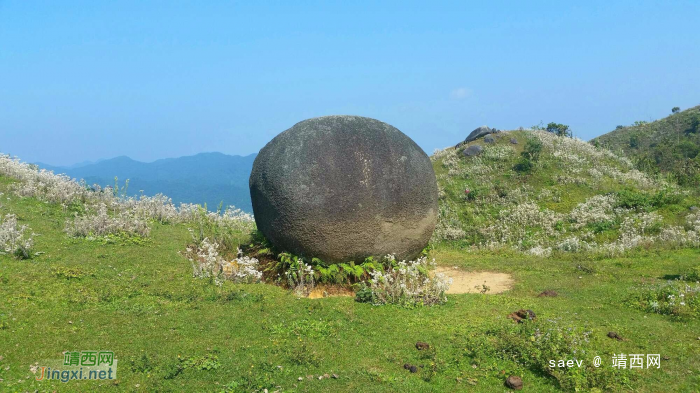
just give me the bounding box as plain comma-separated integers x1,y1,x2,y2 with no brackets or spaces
1,177,700,391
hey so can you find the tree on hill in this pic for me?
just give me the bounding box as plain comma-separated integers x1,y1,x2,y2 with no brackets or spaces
545,122,572,137
672,106,680,114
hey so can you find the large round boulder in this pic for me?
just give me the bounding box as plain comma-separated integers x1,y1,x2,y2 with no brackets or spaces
249,115,438,263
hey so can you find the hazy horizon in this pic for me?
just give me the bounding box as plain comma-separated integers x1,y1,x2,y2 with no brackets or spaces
31,151,258,169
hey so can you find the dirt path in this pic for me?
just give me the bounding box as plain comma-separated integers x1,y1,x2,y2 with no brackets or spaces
306,267,514,298
436,266,513,294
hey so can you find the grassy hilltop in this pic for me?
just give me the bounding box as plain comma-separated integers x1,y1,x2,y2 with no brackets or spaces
593,105,700,186
431,129,700,257
1,138,700,392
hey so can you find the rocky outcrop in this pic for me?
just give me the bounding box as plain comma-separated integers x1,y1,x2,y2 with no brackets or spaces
456,126,500,147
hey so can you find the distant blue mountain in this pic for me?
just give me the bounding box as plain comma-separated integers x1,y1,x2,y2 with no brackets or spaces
35,152,256,212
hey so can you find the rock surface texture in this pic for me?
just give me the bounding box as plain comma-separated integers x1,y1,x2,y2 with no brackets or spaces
249,115,438,263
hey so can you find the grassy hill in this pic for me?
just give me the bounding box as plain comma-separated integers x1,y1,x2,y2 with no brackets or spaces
431,130,700,257
1,146,699,392
592,105,700,186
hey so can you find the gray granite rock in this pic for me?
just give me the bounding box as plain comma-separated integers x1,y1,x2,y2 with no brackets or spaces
249,115,438,263
456,126,500,147
510,138,518,144
484,135,495,144
462,145,483,157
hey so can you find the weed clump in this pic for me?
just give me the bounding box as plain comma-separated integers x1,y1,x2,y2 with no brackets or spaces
0,213,34,259
187,237,262,286
469,318,632,391
627,280,700,318
355,255,452,307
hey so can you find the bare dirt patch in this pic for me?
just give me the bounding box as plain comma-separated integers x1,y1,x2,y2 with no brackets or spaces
307,286,355,299
436,267,514,294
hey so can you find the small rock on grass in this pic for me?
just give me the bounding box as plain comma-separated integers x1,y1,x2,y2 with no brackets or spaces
505,375,523,390
607,331,624,341
403,363,418,373
508,309,536,323
415,341,430,350
537,290,558,297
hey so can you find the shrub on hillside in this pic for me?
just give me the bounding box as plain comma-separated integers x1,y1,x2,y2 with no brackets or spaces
65,203,151,239
186,238,262,286
686,114,700,134
0,214,34,259
614,189,683,210
184,204,256,255
681,266,700,282
514,137,543,173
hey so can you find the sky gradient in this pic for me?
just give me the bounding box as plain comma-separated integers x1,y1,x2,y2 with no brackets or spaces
2,0,699,166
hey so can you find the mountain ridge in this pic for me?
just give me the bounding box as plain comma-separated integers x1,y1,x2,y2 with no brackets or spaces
33,152,257,212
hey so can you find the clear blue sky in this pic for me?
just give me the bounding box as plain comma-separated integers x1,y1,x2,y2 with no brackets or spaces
2,1,699,166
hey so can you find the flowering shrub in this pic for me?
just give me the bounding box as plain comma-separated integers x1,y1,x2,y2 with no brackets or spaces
482,145,514,161
568,195,617,230
0,214,34,259
431,147,453,162
480,202,563,246
526,245,552,257
273,252,316,296
287,261,315,297
188,238,223,285
187,238,262,286
358,255,452,307
687,212,700,232
628,280,700,318
555,236,595,252
184,204,256,254
432,203,466,241
534,131,635,170
65,203,151,239
126,194,180,224
222,251,263,284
